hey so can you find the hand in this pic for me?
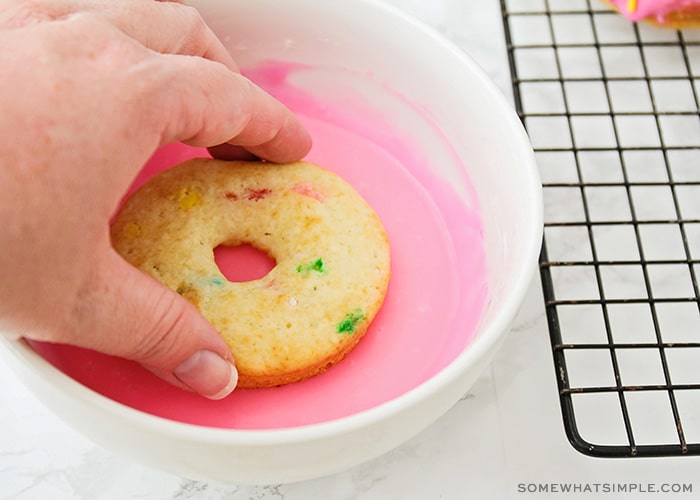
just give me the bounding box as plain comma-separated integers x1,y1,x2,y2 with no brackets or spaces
0,0,312,399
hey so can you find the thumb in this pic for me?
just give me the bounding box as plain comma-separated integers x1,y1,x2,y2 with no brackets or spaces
74,250,238,399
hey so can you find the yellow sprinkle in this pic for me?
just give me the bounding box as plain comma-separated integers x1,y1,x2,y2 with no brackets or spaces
124,221,141,238
177,188,201,210
627,0,637,13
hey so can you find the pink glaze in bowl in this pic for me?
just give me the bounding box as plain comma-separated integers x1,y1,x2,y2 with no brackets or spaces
0,0,542,484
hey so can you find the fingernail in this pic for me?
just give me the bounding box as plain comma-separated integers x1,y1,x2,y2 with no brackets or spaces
173,350,238,400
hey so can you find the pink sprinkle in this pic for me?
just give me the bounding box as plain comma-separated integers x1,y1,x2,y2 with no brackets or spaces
246,188,271,201
292,183,324,201
225,188,271,201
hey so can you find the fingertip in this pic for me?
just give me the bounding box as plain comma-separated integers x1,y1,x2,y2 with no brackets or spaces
173,349,238,400
241,114,313,163
290,120,313,160
203,117,312,164
207,143,260,161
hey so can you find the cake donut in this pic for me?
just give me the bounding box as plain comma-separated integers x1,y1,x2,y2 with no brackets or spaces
111,158,391,389
603,0,700,28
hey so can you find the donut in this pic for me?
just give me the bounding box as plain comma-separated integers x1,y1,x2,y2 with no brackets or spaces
111,158,391,389
603,0,700,28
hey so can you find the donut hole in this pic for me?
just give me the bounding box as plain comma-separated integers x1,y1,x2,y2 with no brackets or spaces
213,243,276,283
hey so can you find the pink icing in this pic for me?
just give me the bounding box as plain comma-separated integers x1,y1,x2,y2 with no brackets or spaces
607,0,700,22
30,62,488,429
214,244,275,282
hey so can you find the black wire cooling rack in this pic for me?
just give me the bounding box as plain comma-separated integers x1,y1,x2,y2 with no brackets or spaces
501,0,700,457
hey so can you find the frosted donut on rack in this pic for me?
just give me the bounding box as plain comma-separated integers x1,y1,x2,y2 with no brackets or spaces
604,0,700,28
111,158,391,389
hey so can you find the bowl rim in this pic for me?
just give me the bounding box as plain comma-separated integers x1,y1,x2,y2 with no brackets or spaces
0,0,543,446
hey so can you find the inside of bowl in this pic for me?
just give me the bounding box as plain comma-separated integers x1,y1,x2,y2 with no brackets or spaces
24,0,540,430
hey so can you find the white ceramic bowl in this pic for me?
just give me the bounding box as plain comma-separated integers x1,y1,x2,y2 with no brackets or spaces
0,0,542,484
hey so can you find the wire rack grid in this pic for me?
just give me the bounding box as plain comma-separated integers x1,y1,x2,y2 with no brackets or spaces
501,0,700,457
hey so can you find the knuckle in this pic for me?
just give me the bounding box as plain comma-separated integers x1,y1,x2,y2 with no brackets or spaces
177,4,208,35
169,3,212,54
0,0,63,27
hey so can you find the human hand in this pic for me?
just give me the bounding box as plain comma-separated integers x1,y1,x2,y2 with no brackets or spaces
0,0,311,399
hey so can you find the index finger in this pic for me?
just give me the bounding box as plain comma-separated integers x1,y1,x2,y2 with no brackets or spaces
149,54,312,163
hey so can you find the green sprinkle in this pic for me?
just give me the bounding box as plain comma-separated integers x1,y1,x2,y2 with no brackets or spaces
178,276,224,295
296,258,325,274
337,308,366,334
193,276,225,287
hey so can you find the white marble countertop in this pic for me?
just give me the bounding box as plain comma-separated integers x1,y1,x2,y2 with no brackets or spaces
3,1,700,499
